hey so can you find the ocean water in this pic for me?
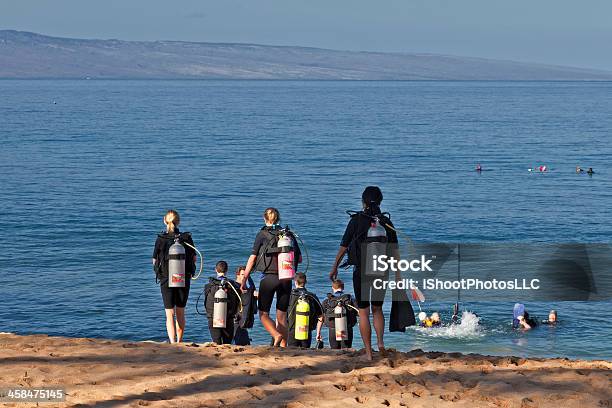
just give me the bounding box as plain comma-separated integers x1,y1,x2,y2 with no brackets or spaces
1,80,611,360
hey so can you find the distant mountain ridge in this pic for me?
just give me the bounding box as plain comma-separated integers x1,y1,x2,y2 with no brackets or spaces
1,30,612,80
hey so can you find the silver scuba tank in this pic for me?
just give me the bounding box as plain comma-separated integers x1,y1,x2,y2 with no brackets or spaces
364,217,388,276
168,239,186,288
213,283,228,328
334,303,348,341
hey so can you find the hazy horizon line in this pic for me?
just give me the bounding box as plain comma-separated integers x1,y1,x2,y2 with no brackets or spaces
3,28,611,74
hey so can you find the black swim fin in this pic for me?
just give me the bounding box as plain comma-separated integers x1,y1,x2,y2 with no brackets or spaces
390,288,416,332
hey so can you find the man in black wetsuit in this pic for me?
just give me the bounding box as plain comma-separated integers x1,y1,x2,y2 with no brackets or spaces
330,186,399,361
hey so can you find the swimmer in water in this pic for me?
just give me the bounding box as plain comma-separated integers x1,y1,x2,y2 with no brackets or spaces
528,165,548,173
542,309,558,325
476,163,482,172
576,166,584,174
587,167,595,175
418,312,441,328
418,312,430,327
430,312,442,327
515,311,537,330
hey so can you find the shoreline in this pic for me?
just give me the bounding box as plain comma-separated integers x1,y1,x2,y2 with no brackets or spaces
1,333,609,407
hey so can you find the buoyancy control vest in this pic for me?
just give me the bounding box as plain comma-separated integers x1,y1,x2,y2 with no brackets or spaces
323,293,358,329
344,211,395,268
255,225,301,275
154,231,196,285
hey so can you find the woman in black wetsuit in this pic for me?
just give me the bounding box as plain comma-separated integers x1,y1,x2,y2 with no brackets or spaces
152,210,197,343
241,208,299,347
330,187,398,361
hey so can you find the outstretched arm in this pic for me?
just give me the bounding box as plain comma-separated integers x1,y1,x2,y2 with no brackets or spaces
241,254,257,291
330,246,347,281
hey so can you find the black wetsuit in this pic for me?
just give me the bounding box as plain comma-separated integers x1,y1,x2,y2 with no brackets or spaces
233,276,256,346
251,226,301,313
340,212,398,309
152,228,196,309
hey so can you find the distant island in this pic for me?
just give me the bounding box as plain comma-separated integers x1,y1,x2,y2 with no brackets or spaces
1,30,612,80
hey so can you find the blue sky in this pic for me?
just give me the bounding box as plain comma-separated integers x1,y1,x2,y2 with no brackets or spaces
2,0,611,70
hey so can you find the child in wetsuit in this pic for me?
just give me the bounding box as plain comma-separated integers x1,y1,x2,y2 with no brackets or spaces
204,261,241,344
233,265,257,345
319,279,358,349
287,273,323,348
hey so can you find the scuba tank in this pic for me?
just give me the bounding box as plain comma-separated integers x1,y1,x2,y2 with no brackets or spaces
364,217,388,276
295,295,310,340
334,303,348,341
277,232,296,280
168,239,186,288
213,282,228,328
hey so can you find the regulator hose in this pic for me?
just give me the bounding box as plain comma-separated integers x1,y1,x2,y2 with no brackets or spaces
195,289,207,316
183,241,203,280
291,228,310,274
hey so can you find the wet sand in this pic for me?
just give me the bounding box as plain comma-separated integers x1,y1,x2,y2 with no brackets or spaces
0,333,610,407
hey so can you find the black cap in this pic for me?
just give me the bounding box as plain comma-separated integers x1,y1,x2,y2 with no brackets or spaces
362,186,383,205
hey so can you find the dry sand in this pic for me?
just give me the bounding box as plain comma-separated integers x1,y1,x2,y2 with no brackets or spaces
0,333,610,408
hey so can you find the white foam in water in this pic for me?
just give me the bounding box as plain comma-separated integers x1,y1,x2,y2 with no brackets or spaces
416,311,485,338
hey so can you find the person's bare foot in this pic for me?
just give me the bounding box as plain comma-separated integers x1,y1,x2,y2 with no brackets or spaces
360,352,373,362
360,348,374,362
378,343,386,357
273,334,283,347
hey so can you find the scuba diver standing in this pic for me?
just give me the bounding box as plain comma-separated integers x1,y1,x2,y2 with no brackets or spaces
287,273,323,348
330,186,399,361
320,279,359,349
152,210,201,343
203,261,242,344
241,208,302,347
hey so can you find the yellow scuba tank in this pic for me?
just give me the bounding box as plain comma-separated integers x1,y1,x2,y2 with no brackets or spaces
295,296,310,340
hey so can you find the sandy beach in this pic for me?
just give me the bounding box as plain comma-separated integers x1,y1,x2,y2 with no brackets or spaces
0,333,610,408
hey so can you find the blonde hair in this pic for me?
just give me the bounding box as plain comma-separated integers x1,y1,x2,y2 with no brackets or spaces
263,207,280,225
164,210,180,233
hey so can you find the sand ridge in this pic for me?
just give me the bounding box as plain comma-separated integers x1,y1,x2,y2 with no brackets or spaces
0,333,610,407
